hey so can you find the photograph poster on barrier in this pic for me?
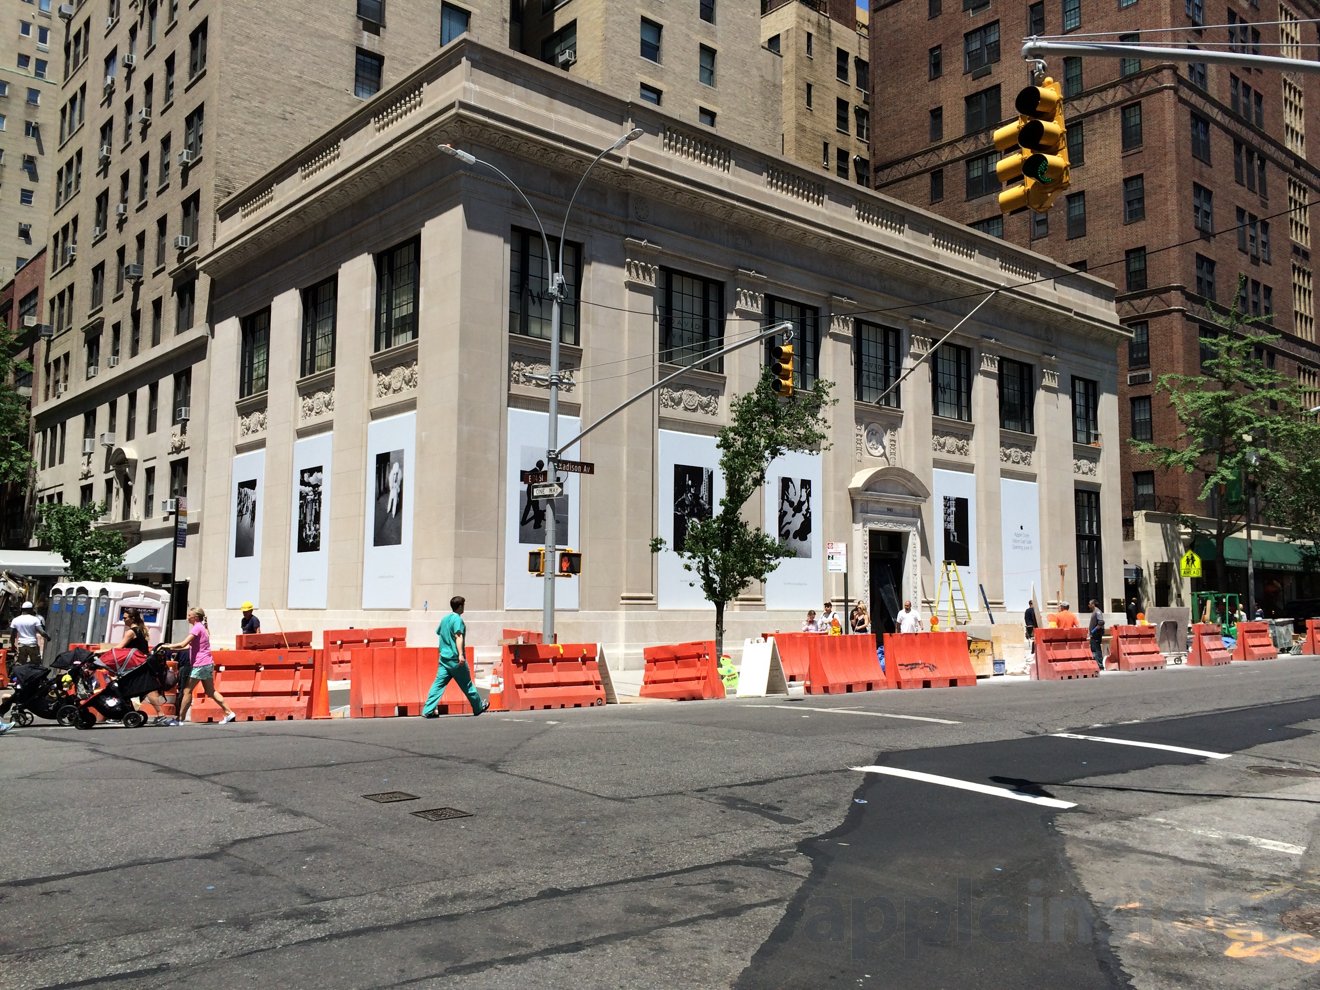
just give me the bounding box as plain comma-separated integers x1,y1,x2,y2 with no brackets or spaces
933,468,979,611
288,432,332,609
1000,478,1041,612
658,430,722,609
226,449,265,609
362,412,416,609
762,450,823,611
504,408,581,611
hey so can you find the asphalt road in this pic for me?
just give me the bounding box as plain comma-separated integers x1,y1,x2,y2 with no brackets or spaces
3,659,1320,990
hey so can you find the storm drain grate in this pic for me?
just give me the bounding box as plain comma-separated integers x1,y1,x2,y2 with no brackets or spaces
1247,766,1320,778
411,807,472,822
363,791,421,803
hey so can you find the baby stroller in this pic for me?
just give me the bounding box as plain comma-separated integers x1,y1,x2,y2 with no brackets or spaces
72,646,176,730
0,663,81,727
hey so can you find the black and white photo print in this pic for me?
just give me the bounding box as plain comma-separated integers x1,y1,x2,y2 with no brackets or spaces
672,464,713,553
943,494,971,567
372,450,405,547
234,479,257,558
778,476,812,558
297,467,323,554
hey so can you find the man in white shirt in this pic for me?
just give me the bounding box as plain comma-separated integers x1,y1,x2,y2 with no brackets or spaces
9,601,48,671
896,600,922,634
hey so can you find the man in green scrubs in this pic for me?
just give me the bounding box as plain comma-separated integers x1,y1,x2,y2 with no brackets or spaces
422,596,487,718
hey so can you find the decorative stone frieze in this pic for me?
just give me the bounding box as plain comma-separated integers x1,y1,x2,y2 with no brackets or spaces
300,388,335,422
169,430,191,453
910,335,932,356
980,352,999,374
237,410,266,438
1073,456,1099,477
509,358,577,393
659,385,720,417
624,257,658,287
375,361,419,398
932,431,970,457
1041,368,1060,389
1000,444,1033,466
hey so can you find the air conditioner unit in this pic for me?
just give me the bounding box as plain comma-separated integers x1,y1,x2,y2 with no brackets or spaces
115,202,128,217
173,234,192,250
18,223,31,237
38,325,54,339
862,91,871,105
64,244,76,261
55,383,67,396
1127,370,1152,385
108,354,120,367
136,107,151,123
124,263,143,280
99,144,112,162
82,437,96,456
21,315,37,329
175,405,190,422
161,498,177,514
122,53,137,68
556,49,577,67
58,4,74,19
93,225,105,238
87,364,100,378
104,75,115,92
177,148,196,166
106,16,116,29
99,433,115,447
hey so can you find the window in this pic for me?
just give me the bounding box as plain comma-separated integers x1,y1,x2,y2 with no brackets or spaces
766,34,780,54
1236,209,1271,262
1195,254,1216,299
175,279,194,332
1062,0,1081,31
854,157,870,187
640,83,661,105
19,188,34,207
354,49,383,99
143,466,154,516
1192,183,1213,233
1130,396,1152,441
698,107,716,128
806,32,813,58
700,0,715,23
1068,118,1084,165
1071,376,1099,443
172,369,191,424
509,228,579,344
1233,141,1267,196
1066,192,1086,238
1121,103,1143,151
91,262,105,310
1186,0,1204,24
163,53,175,105
835,147,848,179
805,82,813,110
1123,175,1144,223
1119,33,1141,75
1125,248,1147,291
766,297,820,390
933,344,972,421
188,19,207,78
1128,321,1149,367
1187,58,1207,89
440,2,469,44
138,152,149,202
930,168,944,203
155,216,166,265
963,22,1000,73
930,107,943,141
1075,488,1102,607
836,98,849,133
239,308,270,398
964,85,1000,134
855,107,869,141
970,216,1004,237
855,320,901,407
150,298,160,347
1190,113,1211,163
1290,177,1311,247
183,105,204,157
836,47,848,82
299,276,337,376
374,237,420,351
1062,56,1082,97
1031,211,1049,239
929,0,942,16
358,0,384,25
699,45,715,86
542,20,576,66
855,57,869,93
640,18,661,62
929,46,942,79
1133,472,1155,511
181,192,200,241
999,358,1035,433
1028,1,1045,32
169,458,188,503
660,269,724,370
965,150,998,199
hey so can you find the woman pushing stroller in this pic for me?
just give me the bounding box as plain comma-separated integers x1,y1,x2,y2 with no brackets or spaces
91,607,177,725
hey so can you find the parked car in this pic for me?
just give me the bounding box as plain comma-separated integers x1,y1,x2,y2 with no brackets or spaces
1281,599,1320,634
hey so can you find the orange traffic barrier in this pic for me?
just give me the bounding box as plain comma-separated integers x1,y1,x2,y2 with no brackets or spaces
808,634,885,694
1306,619,1320,656
1107,625,1167,672
0,648,8,688
883,631,978,689
1188,623,1232,666
189,648,321,721
1031,628,1099,680
640,640,725,701
1232,621,1278,661
501,642,606,710
349,645,478,717
323,627,409,679
501,628,544,645
236,631,313,650
762,632,815,689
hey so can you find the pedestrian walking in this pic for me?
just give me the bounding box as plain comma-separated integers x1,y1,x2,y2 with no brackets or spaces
1125,599,1138,626
1024,602,1037,656
801,609,823,633
163,608,236,725
240,601,261,635
95,608,173,725
9,601,48,673
421,596,486,718
1088,599,1105,671
850,602,870,634
896,600,922,634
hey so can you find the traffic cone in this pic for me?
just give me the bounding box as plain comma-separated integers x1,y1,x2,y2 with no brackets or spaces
485,660,507,712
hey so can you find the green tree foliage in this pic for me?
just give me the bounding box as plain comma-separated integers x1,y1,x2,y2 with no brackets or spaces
0,320,35,487
1129,285,1317,589
34,501,127,581
1259,418,1320,574
651,370,835,660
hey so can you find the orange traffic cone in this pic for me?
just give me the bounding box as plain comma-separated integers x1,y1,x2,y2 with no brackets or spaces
485,660,507,712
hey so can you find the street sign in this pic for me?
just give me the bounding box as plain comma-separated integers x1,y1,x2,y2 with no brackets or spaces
530,481,564,500
1179,550,1202,578
175,497,188,549
826,541,847,574
520,469,548,484
551,458,595,475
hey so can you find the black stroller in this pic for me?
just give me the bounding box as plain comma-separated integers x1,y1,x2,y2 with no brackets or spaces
0,663,81,727
72,646,176,730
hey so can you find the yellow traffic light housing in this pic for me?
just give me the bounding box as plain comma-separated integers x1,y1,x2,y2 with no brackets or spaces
558,550,582,576
528,549,545,575
996,77,1070,214
771,343,794,397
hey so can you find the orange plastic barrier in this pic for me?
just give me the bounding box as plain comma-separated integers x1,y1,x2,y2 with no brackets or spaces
762,632,815,689
1188,623,1232,666
1306,619,1320,656
349,645,477,718
189,648,322,722
882,632,977,689
1031,628,1099,680
640,640,725,701
322,627,409,679
501,628,544,645
501,642,606,710
236,631,313,650
1232,621,1278,661
807,634,885,694
0,648,8,688
1107,625,1167,672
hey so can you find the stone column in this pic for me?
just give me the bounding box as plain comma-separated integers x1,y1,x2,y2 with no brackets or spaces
974,349,1003,610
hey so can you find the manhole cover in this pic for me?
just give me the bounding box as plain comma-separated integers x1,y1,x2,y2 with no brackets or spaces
411,807,472,822
1282,908,1320,937
1247,766,1320,778
363,791,420,803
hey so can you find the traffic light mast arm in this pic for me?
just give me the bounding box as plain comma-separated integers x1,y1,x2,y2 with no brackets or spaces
1022,38,1320,75
871,287,1002,407
553,320,795,457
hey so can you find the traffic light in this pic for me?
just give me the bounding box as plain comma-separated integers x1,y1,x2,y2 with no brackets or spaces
994,77,1070,214
528,549,545,575
770,343,794,397
558,550,582,576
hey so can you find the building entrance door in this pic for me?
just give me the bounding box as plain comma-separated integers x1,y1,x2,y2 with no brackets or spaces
869,529,907,635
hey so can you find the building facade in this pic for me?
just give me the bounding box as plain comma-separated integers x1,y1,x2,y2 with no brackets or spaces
870,0,1320,611
0,246,47,547
193,40,1124,657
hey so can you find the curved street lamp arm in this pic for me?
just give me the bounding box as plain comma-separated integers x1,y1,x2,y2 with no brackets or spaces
556,129,643,295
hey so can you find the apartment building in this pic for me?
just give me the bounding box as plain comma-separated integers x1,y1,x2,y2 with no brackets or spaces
0,0,61,286
0,247,47,546
29,0,508,603
870,0,1320,611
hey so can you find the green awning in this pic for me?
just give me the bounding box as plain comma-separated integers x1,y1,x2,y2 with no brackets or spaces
1191,535,1307,573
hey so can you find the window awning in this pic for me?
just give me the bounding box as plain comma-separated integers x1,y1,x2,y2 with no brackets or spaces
0,549,68,577
1191,535,1307,573
123,538,174,574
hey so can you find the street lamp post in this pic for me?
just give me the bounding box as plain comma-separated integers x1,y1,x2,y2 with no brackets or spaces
438,128,642,643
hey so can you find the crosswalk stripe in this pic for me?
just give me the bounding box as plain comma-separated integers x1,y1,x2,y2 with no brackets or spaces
752,705,960,724
1050,732,1231,759
850,765,1077,809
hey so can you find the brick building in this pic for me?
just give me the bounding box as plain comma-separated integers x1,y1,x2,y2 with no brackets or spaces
870,0,1320,610
0,247,48,547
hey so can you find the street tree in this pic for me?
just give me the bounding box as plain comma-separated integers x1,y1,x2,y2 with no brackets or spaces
0,320,35,487
651,369,834,662
34,501,127,581
1259,417,1320,574
1129,284,1316,591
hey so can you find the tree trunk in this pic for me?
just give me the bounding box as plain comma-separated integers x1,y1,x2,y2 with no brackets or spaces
714,600,725,671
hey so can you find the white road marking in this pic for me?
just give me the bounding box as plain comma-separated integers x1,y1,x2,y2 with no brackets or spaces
1050,732,1231,760
753,705,960,724
1145,818,1306,856
850,765,1077,809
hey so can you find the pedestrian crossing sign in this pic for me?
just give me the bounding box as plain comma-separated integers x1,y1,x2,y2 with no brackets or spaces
1179,550,1202,578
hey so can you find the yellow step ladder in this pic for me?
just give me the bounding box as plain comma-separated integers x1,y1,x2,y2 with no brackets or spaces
932,560,971,628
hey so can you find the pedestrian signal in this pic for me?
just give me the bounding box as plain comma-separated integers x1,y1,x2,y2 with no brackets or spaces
559,551,582,576
528,549,545,576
